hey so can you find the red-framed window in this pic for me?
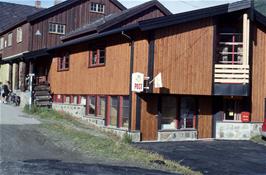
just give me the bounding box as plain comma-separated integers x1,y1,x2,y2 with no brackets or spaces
89,48,105,67
121,96,129,128
97,96,106,117
58,53,69,71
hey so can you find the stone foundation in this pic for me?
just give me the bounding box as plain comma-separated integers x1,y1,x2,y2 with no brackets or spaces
216,122,263,140
52,103,85,118
158,130,197,141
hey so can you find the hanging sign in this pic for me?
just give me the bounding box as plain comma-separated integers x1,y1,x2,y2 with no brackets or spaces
154,73,163,88
132,72,144,93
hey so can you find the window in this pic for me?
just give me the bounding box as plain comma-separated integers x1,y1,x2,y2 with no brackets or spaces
48,23,66,35
110,96,118,127
180,97,196,129
0,37,4,50
16,27,22,43
65,96,70,104
88,96,96,115
98,97,106,117
73,96,78,104
89,48,105,67
90,2,105,13
122,96,129,128
161,96,177,130
7,33,12,46
58,53,69,71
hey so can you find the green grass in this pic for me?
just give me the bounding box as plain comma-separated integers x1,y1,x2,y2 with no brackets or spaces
24,105,202,175
251,135,266,146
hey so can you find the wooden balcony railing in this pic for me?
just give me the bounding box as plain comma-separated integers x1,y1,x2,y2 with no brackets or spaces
214,64,249,84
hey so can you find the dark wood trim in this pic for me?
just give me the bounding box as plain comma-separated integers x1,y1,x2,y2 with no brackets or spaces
147,33,155,93
157,95,162,130
128,40,135,131
211,21,217,95
106,96,111,126
136,94,141,130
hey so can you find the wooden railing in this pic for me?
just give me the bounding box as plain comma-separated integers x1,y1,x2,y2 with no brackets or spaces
214,64,249,84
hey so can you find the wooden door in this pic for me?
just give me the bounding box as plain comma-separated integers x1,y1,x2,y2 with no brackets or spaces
140,95,158,141
197,97,213,138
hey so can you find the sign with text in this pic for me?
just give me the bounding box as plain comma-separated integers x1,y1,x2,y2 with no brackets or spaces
132,72,144,93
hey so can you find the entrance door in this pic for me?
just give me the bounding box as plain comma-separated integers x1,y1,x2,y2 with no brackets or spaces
140,95,158,141
197,97,213,138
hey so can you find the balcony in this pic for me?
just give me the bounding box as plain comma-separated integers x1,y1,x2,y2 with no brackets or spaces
213,31,250,96
214,64,249,84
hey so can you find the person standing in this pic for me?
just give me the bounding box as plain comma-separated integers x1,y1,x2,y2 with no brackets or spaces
2,81,11,104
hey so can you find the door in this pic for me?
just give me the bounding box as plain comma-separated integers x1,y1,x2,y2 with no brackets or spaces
140,95,158,141
197,97,213,138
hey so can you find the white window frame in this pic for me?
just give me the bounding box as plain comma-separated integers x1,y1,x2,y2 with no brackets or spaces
7,33,12,47
48,23,66,35
16,27,23,43
0,37,4,50
90,2,105,13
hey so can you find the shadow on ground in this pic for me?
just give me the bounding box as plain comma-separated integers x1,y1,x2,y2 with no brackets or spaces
135,140,266,175
0,159,179,175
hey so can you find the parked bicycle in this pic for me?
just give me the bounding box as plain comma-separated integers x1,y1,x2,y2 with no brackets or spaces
6,92,21,106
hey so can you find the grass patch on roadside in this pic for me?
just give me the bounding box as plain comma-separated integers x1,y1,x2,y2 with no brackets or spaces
23,105,202,175
251,135,266,146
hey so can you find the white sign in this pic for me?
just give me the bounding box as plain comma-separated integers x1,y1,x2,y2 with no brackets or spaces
132,72,144,92
154,73,163,88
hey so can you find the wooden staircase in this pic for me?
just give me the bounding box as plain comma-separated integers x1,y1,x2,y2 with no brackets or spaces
33,81,52,107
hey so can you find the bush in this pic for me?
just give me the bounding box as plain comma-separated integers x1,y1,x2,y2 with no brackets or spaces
122,133,132,144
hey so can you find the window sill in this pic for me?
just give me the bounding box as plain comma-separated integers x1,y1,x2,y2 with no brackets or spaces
49,32,65,35
221,120,243,123
159,128,196,132
88,64,105,68
57,68,69,72
90,11,105,14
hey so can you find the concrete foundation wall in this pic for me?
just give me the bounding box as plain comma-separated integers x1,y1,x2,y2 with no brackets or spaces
158,130,197,141
216,122,263,140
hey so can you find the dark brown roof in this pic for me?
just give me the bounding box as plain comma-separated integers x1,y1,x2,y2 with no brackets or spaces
27,0,126,22
62,0,172,41
0,2,43,33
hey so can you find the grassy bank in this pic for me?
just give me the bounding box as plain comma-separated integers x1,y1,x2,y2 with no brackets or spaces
251,135,266,146
24,105,201,175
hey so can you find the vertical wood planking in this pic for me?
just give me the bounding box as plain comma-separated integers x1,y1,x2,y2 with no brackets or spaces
153,18,214,95
251,24,266,122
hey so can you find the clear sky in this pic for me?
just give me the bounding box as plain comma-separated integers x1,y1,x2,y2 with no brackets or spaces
1,0,239,13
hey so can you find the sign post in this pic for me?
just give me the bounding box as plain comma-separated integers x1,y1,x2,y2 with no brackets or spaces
28,73,35,110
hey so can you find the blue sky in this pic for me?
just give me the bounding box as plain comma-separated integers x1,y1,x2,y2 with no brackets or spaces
2,0,239,13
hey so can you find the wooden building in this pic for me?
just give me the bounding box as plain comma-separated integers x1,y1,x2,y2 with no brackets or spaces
48,0,266,141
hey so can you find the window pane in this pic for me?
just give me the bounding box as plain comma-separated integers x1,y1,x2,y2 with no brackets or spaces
161,96,177,129
73,96,77,104
90,3,97,11
99,49,105,64
8,33,12,46
110,96,118,126
65,54,69,69
65,96,70,104
91,50,97,65
122,96,129,128
89,96,96,115
98,97,106,117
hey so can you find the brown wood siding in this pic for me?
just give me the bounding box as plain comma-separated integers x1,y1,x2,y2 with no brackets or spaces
197,96,213,138
140,95,158,141
30,0,122,51
153,18,214,95
2,23,30,58
49,39,131,95
131,38,149,130
251,24,266,122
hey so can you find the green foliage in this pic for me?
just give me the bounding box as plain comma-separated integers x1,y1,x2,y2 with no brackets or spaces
121,133,132,144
